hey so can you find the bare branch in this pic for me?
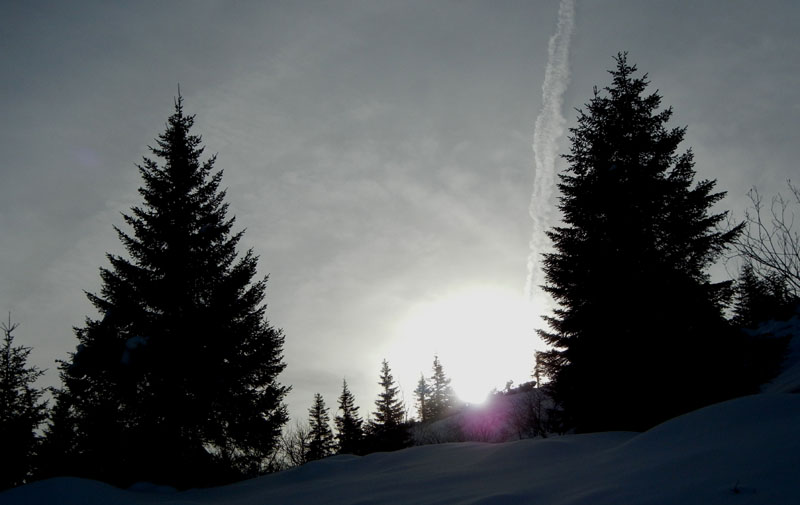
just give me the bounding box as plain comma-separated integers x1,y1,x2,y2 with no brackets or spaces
731,181,800,296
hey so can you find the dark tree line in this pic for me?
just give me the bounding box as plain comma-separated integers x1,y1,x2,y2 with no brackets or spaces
285,359,409,467
291,356,461,466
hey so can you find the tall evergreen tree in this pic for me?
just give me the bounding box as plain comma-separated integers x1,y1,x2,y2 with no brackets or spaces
372,360,405,427
53,96,289,487
367,360,407,452
413,374,431,423
334,379,363,455
428,355,455,421
0,316,47,490
536,54,743,432
306,393,334,462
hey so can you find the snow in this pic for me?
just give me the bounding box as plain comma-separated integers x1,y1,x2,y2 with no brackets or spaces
3,393,800,505
759,313,800,394
6,321,799,505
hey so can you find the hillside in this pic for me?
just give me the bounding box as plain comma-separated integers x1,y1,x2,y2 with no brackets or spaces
4,314,799,505
3,392,799,505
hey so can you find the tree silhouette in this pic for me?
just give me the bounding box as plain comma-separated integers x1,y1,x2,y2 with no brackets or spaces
730,263,797,391
414,374,431,422
306,393,335,462
334,379,364,455
278,421,311,468
367,360,407,452
536,54,744,432
732,182,800,296
52,95,289,487
733,263,797,329
428,355,455,421
0,315,47,490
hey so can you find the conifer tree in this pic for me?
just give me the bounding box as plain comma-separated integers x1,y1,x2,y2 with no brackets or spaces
53,96,289,487
372,360,405,427
334,379,363,455
428,355,455,421
306,393,334,462
730,263,796,390
733,263,797,328
35,388,80,482
368,360,407,451
0,315,47,490
413,374,431,422
536,54,743,432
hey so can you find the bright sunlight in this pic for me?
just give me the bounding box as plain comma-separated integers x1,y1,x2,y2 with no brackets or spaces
392,285,540,405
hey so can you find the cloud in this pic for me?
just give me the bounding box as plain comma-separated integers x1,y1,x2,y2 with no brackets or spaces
525,0,575,299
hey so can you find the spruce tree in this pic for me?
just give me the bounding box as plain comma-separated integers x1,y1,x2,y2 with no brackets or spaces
413,374,431,422
731,263,797,390
0,316,47,490
428,355,455,421
306,393,334,462
733,263,797,329
536,54,743,432
35,388,80,482
334,379,363,455
367,360,407,452
54,96,289,487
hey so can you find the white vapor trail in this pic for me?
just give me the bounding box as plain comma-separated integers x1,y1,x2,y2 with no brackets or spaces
525,0,575,300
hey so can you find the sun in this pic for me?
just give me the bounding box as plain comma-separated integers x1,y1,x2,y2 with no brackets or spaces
392,285,540,406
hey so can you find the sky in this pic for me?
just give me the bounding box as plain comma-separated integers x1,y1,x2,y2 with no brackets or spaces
2,1,799,423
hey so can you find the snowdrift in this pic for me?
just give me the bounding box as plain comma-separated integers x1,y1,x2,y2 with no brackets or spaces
3,393,799,505
759,313,800,394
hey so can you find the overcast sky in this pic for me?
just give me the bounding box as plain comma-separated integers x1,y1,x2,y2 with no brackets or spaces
2,1,799,423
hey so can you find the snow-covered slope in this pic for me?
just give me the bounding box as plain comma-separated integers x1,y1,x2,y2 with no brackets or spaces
759,314,800,394
4,393,799,505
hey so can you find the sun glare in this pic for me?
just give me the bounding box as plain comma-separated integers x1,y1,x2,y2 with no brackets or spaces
393,286,539,406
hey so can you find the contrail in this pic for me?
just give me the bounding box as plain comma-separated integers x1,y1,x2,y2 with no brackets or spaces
525,0,575,300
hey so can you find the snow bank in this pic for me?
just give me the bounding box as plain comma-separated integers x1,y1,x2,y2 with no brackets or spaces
3,393,799,505
760,314,800,393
